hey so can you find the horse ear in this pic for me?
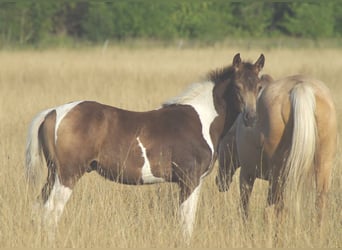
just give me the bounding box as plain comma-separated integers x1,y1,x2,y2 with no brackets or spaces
233,53,241,69
254,54,265,72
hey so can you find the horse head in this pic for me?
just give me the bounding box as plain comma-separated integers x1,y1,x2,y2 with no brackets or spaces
232,53,265,127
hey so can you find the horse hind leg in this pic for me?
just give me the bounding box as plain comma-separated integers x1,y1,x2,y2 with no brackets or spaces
40,167,73,241
42,167,72,224
315,148,335,225
37,110,73,238
40,159,56,204
314,106,337,225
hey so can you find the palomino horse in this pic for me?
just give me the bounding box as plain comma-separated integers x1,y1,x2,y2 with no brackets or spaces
25,53,265,239
216,74,337,223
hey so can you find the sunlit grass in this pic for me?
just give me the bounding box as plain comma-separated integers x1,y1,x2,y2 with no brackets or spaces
0,46,341,247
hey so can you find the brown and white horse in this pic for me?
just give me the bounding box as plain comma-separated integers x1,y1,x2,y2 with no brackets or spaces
216,74,337,224
26,53,265,240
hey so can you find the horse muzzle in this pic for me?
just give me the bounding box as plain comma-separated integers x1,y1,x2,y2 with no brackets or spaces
242,110,257,127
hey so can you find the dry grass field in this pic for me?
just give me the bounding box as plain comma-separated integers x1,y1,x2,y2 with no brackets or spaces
0,46,341,247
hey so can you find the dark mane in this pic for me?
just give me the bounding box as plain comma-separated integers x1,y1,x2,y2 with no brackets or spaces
207,66,235,85
207,61,255,84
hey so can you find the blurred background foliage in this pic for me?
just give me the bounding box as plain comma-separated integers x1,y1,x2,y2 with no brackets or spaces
0,1,341,48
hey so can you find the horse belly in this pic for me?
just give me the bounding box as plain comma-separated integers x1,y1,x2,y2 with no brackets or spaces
96,161,143,184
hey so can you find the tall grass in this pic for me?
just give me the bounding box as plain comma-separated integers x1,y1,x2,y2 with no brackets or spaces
0,46,341,247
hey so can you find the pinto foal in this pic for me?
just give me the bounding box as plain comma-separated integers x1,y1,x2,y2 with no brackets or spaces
26,53,265,240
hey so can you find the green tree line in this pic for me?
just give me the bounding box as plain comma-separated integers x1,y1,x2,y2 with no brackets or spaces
0,1,341,46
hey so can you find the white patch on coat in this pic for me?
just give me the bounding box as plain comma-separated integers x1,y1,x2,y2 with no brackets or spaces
163,82,218,154
55,101,84,143
137,137,165,184
43,175,72,226
179,180,203,240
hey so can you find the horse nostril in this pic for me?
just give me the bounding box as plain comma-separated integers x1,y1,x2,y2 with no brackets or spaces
243,111,256,127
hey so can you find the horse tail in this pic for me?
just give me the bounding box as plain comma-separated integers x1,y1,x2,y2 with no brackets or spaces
25,108,53,186
284,83,317,217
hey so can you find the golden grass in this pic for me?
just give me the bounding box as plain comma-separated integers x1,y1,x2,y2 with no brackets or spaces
0,46,341,247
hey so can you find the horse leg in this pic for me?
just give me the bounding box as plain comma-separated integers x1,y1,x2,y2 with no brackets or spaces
42,175,73,228
39,160,57,206
266,170,285,216
265,171,286,247
178,180,203,242
239,169,256,220
314,148,335,225
39,163,75,240
216,122,240,191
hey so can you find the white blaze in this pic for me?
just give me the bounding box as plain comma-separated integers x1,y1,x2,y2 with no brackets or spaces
137,137,165,184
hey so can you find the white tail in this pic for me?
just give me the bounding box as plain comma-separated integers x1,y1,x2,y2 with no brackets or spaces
25,108,53,186
284,83,317,217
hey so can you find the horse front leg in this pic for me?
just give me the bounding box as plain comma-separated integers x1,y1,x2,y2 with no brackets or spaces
239,170,256,220
178,180,203,243
216,122,240,192
315,160,333,226
266,161,286,214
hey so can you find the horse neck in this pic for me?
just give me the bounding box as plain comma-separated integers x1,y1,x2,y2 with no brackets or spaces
212,80,240,153
181,82,219,154
164,81,230,155
224,106,240,135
